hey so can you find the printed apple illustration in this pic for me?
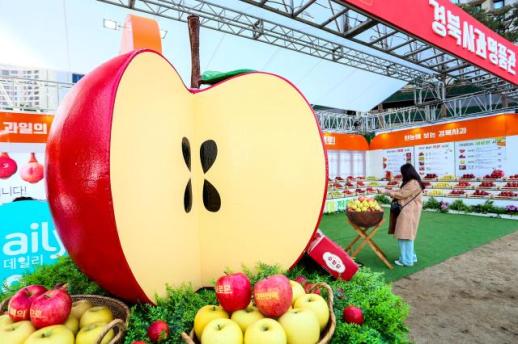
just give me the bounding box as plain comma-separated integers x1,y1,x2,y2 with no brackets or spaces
278,309,320,344
230,305,264,332
0,152,17,179
46,49,327,303
343,306,364,325
244,318,287,344
8,285,47,321
24,325,74,344
30,287,72,328
147,320,170,343
201,318,242,344
254,275,293,318
0,320,35,344
20,153,44,184
215,272,251,313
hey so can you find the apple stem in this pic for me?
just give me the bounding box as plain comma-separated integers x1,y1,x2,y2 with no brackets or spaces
188,15,201,89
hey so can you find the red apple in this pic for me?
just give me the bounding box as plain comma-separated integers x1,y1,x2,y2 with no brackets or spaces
147,320,169,343
0,152,17,179
45,49,327,303
343,306,364,325
20,153,44,184
294,276,307,286
215,273,251,313
29,288,72,328
8,285,47,321
132,342,147,344
254,275,292,318
304,283,321,295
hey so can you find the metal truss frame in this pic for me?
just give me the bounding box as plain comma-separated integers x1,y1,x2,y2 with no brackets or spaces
315,110,360,132
240,0,515,93
97,0,430,82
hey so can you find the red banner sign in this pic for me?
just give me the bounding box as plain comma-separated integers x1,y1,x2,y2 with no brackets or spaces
0,112,53,143
340,0,518,85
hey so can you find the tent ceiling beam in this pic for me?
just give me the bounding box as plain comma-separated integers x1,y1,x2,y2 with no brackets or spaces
97,0,429,82
239,0,516,93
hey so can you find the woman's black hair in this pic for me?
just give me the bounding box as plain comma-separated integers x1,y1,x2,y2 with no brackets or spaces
400,163,425,190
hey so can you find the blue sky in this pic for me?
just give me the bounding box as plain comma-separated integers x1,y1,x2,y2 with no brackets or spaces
0,0,411,111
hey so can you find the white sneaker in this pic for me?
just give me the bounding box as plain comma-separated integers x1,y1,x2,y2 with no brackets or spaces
394,260,413,267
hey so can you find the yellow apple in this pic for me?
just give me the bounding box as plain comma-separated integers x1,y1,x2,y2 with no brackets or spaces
0,313,13,327
194,305,229,339
201,318,242,344
24,325,74,344
231,305,264,333
76,322,114,344
64,314,79,334
278,309,319,344
294,294,329,330
80,306,113,328
71,299,93,320
244,318,286,344
289,281,305,305
0,320,35,344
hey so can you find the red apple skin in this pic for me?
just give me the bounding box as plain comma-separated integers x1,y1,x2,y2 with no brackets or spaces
46,50,150,303
215,273,251,313
0,152,17,179
253,275,292,318
29,288,72,328
147,320,169,343
20,153,44,183
8,285,47,321
343,306,364,325
46,49,328,304
132,342,147,344
294,276,307,286
304,283,321,295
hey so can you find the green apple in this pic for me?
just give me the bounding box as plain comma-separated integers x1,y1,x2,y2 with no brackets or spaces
64,314,79,334
76,321,114,344
231,305,264,332
244,318,286,344
278,309,319,344
0,313,13,327
0,320,35,344
201,318,242,344
294,294,329,330
80,306,113,328
289,281,305,306
24,325,74,344
71,300,93,320
194,305,229,339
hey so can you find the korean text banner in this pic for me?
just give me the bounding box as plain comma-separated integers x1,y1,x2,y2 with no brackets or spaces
0,112,53,143
340,0,518,85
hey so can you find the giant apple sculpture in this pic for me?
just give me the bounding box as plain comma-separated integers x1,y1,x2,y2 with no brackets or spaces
46,49,327,303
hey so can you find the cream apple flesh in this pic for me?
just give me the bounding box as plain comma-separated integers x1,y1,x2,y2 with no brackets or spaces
46,49,327,303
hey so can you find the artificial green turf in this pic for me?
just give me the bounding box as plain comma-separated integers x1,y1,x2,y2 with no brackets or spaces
319,211,518,282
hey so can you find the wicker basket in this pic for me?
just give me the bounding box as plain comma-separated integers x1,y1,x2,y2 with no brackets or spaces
1,294,129,344
181,282,336,344
347,210,384,228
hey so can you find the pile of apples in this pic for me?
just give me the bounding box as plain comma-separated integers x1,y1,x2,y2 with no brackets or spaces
192,273,332,344
505,181,518,188
347,197,382,213
423,173,437,179
485,169,504,179
449,190,465,196
472,189,490,197
498,191,516,198
461,174,476,179
0,284,116,344
509,174,518,180
479,181,495,188
455,182,471,188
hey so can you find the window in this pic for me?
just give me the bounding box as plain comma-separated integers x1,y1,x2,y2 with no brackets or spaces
494,0,505,9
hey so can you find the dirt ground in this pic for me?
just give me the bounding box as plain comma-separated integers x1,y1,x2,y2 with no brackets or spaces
393,231,518,344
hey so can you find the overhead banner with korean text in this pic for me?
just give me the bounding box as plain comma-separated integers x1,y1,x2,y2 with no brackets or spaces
340,0,518,85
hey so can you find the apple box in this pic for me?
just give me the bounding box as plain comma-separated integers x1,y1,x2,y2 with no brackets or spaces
307,230,358,281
